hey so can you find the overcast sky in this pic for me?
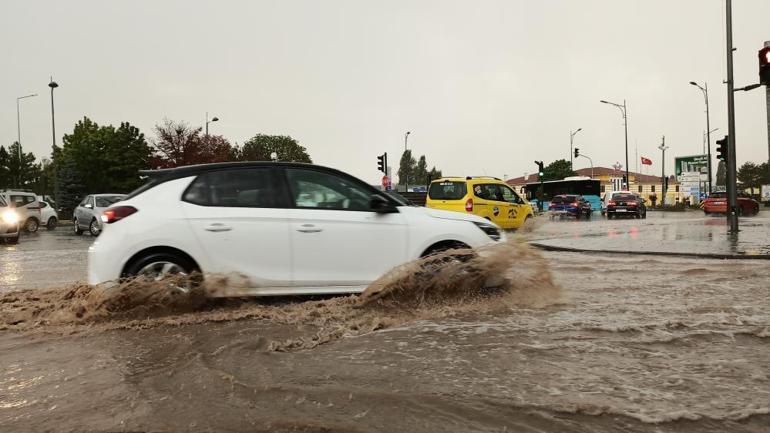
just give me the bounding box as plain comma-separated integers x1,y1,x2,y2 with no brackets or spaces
2,0,769,183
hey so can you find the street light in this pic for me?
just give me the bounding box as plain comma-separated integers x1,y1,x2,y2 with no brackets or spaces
404,131,411,191
689,81,713,193
658,136,669,207
16,93,38,186
48,79,59,150
600,99,629,188
205,112,219,136
569,128,582,169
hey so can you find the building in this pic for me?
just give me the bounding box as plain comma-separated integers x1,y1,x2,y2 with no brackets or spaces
506,167,689,205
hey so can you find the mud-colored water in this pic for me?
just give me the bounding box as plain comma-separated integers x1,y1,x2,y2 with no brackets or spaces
1,237,770,432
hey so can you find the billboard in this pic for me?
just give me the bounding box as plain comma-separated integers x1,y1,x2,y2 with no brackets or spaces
674,155,709,178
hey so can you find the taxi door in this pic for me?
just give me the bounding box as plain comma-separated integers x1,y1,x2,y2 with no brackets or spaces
471,183,502,224
499,184,528,229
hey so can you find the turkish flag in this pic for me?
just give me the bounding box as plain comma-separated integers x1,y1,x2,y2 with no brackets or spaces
641,156,652,165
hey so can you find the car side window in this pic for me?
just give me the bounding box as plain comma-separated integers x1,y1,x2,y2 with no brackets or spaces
474,184,501,201
499,185,523,204
40,202,48,208
183,168,281,208
286,168,372,211
79,196,90,207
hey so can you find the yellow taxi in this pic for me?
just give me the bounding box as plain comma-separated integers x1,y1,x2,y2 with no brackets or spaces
426,176,534,229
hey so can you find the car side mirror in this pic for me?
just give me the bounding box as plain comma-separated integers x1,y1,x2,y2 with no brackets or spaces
370,194,396,213
85,203,93,209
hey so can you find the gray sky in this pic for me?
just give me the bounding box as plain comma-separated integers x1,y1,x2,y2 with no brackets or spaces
2,0,769,184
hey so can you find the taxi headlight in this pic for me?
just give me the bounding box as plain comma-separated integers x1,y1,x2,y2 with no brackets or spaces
2,210,19,225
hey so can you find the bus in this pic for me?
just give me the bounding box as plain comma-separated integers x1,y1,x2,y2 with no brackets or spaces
521,177,601,211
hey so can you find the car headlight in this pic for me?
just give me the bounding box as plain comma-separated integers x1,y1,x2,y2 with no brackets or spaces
2,210,19,225
472,221,501,241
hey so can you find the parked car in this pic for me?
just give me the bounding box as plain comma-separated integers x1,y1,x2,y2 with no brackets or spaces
606,192,647,219
702,192,759,216
37,196,59,230
0,195,21,244
548,194,592,219
74,194,126,236
0,190,42,232
426,176,534,229
88,162,505,294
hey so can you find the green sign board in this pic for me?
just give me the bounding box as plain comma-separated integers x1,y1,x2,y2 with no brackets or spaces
674,154,709,178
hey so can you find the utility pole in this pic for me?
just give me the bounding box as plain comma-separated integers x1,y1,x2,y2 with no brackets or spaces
725,0,739,233
569,128,582,169
404,131,411,191
658,136,669,207
765,41,770,162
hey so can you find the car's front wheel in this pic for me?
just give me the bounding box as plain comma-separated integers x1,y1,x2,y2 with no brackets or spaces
46,217,58,230
73,218,84,235
89,219,101,237
25,218,39,233
124,252,201,293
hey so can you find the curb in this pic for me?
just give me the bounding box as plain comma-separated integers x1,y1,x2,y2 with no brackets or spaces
529,241,770,260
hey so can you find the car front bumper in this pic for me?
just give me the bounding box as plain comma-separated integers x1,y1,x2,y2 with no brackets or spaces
0,222,19,237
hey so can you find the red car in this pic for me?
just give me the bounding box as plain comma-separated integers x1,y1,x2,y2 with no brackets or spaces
702,192,759,216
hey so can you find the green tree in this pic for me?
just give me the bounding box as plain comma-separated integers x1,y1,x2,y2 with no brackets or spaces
397,150,417,187
239,134,311,163
414,155,428,186
0,146,10,189
5,142,39,189
716,161,726,188
55,156,85,215
428,167,442,182
541,159,576,182
737,161,763,196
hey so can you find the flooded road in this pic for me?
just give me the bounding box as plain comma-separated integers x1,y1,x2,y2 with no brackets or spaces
1,212,770,432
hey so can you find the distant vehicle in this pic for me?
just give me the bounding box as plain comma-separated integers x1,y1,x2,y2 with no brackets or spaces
0,195,21,244
522,177,601,212
74,194,126,236
702,192,759,216
385,191,414,206
37,196,59,230
606,192,647,219
0,190,41,232
426,176,534,229
88,162,504,294
548,194,592,219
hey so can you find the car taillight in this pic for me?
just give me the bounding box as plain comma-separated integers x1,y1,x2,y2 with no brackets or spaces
465,198,474,212
628,202,637,207
548,203,556,209
569,202,578,207
101,206,137,224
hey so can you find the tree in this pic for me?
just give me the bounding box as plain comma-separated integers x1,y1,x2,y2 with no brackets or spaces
397,150,417,186
414,155,428,186
152,119,220,168
0,146,10,189
716,161,726,188
541,159,576,182
5,142,39,189
737,161,763,196
428,166,442,181
238,134,311,163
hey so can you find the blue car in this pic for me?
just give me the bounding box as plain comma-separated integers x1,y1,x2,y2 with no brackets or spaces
548,194,592,219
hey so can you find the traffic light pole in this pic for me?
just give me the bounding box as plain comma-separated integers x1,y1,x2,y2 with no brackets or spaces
766,40,770,162
725,0,739,233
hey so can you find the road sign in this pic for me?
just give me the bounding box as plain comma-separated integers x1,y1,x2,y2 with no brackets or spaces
382,175,391,191
674,155,708,179
762,184,770,202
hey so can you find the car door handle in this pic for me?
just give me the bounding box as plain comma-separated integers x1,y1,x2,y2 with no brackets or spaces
297,224,322,233
204,223,232,232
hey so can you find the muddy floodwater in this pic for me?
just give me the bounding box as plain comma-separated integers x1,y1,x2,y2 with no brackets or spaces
2,219,770,432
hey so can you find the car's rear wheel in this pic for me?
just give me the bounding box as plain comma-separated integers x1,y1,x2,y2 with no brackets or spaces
25,218,39,233
73,218,83,235
124,252,201,293
89,219,101,237
46,217,58,230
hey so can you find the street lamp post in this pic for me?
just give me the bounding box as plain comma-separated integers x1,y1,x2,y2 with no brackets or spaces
48,79,59,149
600,99,629,189
404,131,411,191
205,112,219,136
16,93,38,187
689,81,713,193
725,0,739,233
569,128,582,169
658,136,669,207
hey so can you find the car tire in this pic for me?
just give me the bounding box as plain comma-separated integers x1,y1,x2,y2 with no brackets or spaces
607,213,613,220
73,218,84,235
124,251,201,292
25,218,39,233
89,219,101,237
46,217,58,230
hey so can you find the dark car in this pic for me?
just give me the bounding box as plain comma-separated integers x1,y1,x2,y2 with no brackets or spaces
548,194,592,219
606,192,646,219
701,192,759,216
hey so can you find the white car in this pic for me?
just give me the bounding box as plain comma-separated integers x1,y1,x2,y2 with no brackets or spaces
37,197,59,230
88,162,504,296
0,195,21,244
0,190,41,232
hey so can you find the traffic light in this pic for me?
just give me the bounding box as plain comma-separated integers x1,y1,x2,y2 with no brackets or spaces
716,136,728,162
377,152,387,174
759,46,770,85
534,160,545,177
574,148,580,158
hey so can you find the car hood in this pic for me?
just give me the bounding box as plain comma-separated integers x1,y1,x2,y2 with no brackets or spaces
399,206,491,224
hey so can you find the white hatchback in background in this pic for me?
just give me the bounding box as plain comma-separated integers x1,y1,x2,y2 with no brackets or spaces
37,197,59,230
88,162,505,296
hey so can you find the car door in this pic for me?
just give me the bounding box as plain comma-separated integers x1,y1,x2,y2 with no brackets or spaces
472,183,502,223
499,184,527,227
283,167,408,290
180,167,292,291
75,196,91,228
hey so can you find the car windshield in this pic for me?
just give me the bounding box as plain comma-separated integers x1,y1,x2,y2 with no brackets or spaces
612,193,636,201
428,181,467,200
95,196,124,207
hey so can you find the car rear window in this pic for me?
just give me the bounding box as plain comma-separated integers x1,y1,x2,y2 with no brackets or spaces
95,196,124,208
612,193,636,201
552,195,578,203
428,181,467,200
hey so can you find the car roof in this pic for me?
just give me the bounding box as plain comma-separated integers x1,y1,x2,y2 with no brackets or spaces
431,176,503,183
138,161,333,182
92,193,126,197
